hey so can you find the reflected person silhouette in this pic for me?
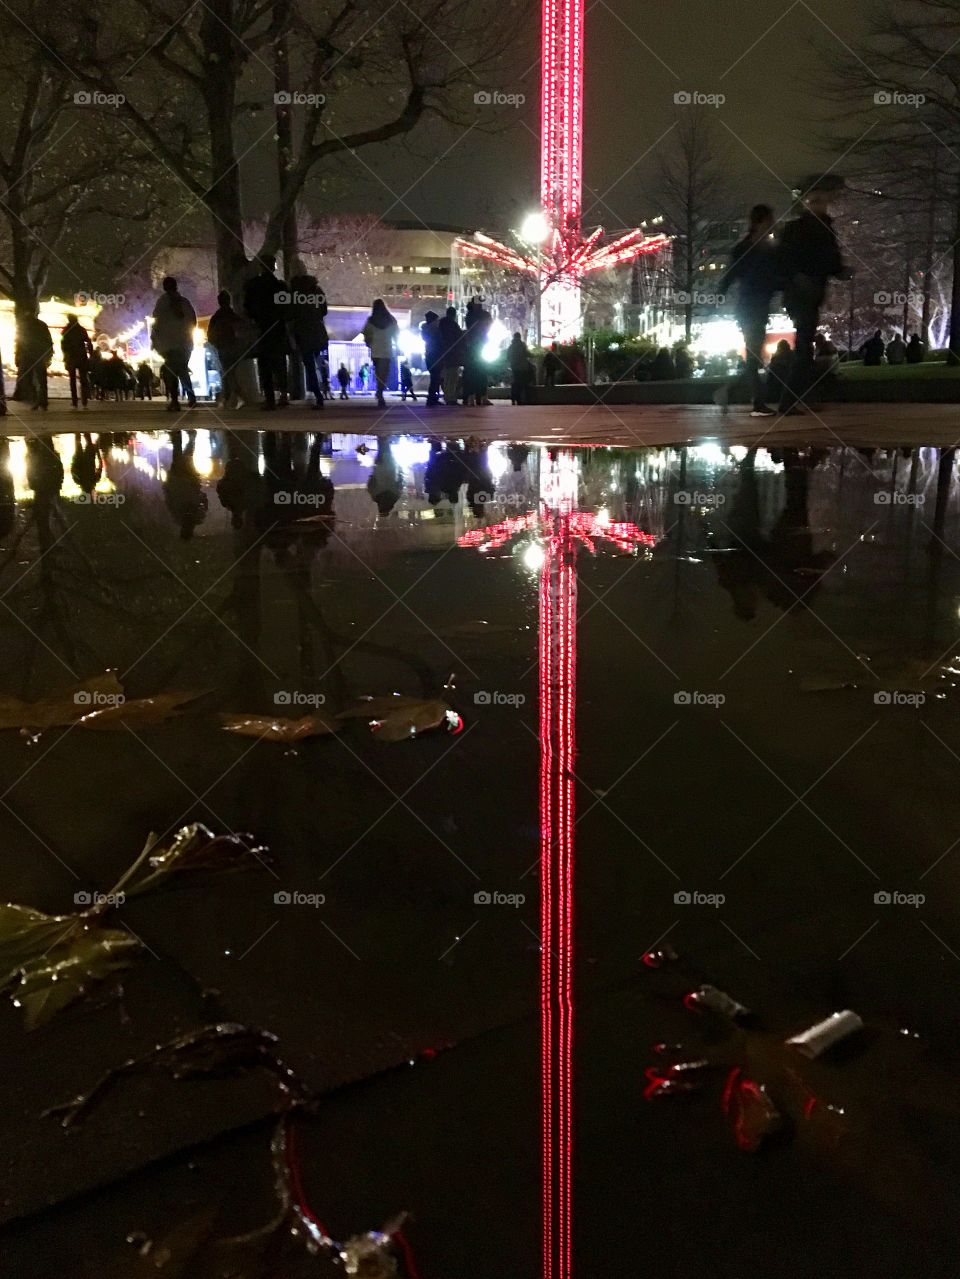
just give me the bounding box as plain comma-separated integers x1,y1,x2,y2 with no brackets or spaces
70,433,103,501
217,431,265,530
164,429,208,540
366,436,402,517
0,439,15,539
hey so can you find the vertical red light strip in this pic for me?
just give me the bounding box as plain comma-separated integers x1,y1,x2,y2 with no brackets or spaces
539,537,555,1279
541,0,557,230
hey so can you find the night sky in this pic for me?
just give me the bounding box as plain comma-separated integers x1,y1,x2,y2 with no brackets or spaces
303,0,875,234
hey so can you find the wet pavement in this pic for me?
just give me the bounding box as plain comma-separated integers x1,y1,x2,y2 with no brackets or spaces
2,424,960,1275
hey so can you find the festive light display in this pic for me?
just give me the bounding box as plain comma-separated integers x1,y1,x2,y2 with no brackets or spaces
459,452,656,1278
454,0,669,342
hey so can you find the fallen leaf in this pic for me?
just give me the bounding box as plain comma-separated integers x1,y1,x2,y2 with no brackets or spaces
78,690,206,730
0,672,125,731
0,902,76,983
220,713,340,742
11,926,141,1029
143,824,270,880
373,698,458,742
336,695,428,721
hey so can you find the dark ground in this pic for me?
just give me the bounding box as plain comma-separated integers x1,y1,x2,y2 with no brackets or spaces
1,423,960,1276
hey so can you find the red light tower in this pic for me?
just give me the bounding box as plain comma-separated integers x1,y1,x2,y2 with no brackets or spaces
455,0,668,342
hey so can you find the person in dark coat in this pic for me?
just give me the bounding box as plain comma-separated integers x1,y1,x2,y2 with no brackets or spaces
650,347,676,380
399,359,417,401
543,344,561,387
905,333,925,364
720,203,779,416
507,332,531,404
886,332,906,366
438,306,463,404
16,313,53,410
242,254,290,410
61,313,94,408
289,273,328,409
207,290,249,408
420,310,443,404
336,363,350,398
777,177,847,413
860,330,885,366
462,298,492,406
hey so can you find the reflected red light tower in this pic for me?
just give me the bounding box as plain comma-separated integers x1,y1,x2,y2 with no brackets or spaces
459,454,656,1278
454,0,669,342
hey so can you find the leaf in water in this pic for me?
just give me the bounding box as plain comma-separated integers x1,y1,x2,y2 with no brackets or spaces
0,671,125,731
220,713,340,742
336,695,428,721
373,698,459,743
142,824,271,880
78,690,206,731
0,902,76,982
12,927,141,1029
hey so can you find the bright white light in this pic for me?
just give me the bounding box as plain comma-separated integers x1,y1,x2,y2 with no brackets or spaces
482,317,510,363
487,442,509,483
397,328,424,359
521,211,550,245
692,318,743,358
392,435,431,469
521,541,546,571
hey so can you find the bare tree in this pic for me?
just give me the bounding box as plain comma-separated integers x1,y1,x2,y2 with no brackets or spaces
16,0,520,296
651,109,731,341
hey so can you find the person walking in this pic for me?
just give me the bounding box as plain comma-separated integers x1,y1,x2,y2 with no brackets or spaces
720,203,779,416
860,329,885,366
420,310,443,404
289,273,328,410
336,363,350,398
242,254,290,410
207,290,249,409
151,276,197,412
16,312,54,410
61,313,94,408
399,359,417,401
776,176,847,414
507,332,531,404
362,299,399,408
438,305,463,404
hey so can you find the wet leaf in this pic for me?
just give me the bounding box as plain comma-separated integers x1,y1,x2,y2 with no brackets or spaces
0,671,125,731
338,695,459,742
12,926,141,1029
143,824,270,881
78,690,206,731
220,713,340,742
0,902,75,982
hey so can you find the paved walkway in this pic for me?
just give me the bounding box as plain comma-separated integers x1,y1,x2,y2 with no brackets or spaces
3,397,960,447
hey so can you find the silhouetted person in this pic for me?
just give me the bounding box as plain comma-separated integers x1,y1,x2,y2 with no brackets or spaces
420,310,443,404
777,176,846,413
362,299,399,408
243,253,290,410
289,273,328,410
462,298,492,405
217,430,264,529
336,363,350,398
886,332,906,366
366,437,402,514
439,306,463,404
543,343,561,387
400,359,417,401
61,313,94,408
70,433,102,499
16,313,53,410
152,276,197,411
164,429,208,539
906,333,925,364
207,289,249,408
674,345,694,379
861,330,885,366
0,438,14,535
721,203,778,416
508,332,532,404
650,347,676,380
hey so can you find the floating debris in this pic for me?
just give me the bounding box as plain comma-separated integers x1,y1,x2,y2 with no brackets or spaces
786,1010,864,1060
641,943,679,969
722,1067,782,1152
684,985,750,1021
220,712,340,742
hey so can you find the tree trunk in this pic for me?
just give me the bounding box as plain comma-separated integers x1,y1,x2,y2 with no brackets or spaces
920,158,939,348
948,194,960,365
201,1,248,296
